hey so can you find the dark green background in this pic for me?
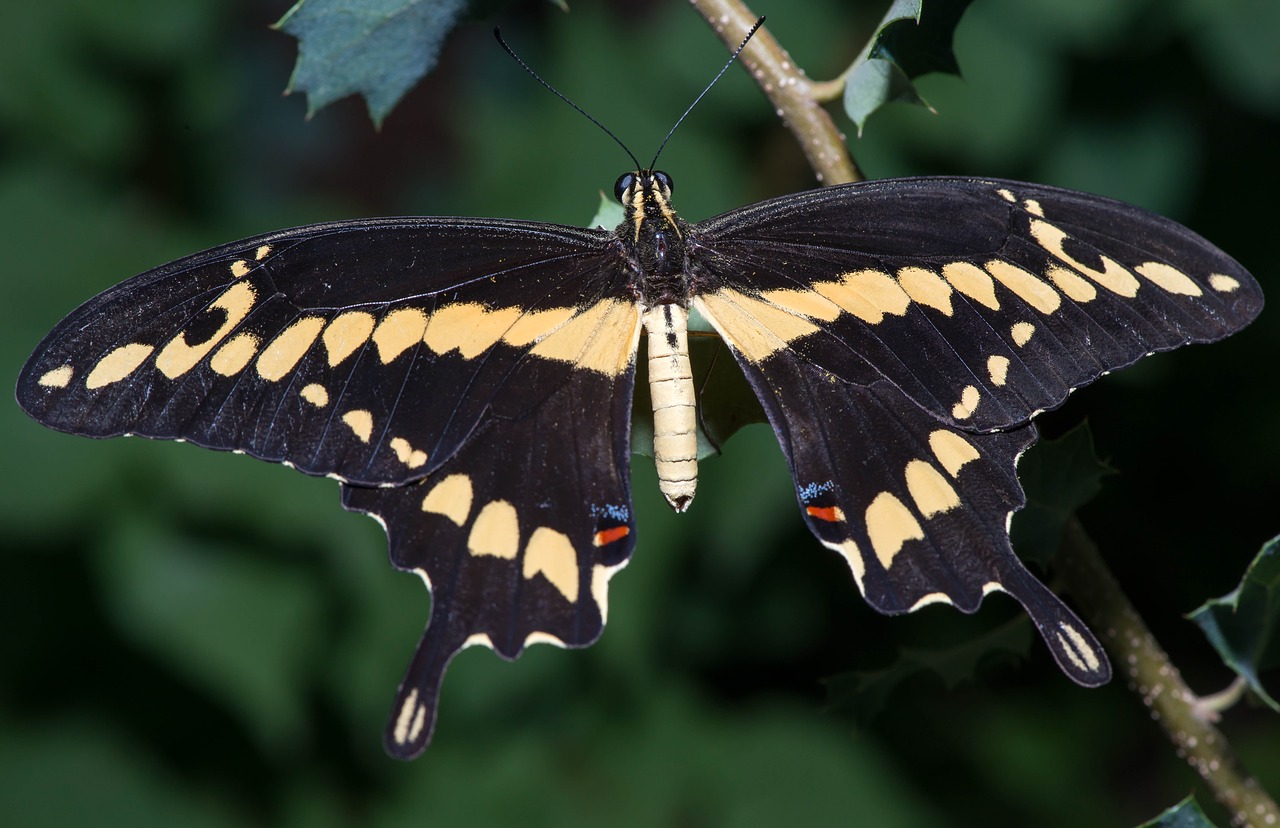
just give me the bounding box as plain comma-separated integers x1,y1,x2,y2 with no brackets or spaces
2,1,1277,825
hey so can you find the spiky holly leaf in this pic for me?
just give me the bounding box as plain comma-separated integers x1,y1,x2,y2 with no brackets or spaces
1188,535,1280,712
1010,422,1115,569
276,0,469,125
843,0,976,135
1137,796,1219,828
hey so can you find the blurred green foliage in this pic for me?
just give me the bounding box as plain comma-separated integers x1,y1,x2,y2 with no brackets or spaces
2,1,1277,826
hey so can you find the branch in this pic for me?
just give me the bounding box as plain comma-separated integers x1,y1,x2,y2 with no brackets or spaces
1056,518,1279,828
683,3,1278,822
686,0,861,184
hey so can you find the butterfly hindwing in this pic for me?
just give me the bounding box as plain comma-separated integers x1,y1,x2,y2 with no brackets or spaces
717,349,1108,683
16,218,633,486
692,177,1261,432
341,356,638,759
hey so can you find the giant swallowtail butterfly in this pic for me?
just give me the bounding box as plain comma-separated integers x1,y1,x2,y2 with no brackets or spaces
15,35,1262,761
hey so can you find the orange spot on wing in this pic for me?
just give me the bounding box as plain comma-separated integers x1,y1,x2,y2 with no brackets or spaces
593,526,631,547
806,505,845,523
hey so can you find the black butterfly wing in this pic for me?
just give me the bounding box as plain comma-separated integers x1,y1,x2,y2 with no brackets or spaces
17,217,637,486
17,217,643,758
691,176,1262,683
342,349,636,759
692,176,1261,433
725,353,1107,683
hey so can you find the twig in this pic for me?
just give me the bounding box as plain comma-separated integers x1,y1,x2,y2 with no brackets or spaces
684,2,1278,822
1056,518,1279,828
686,0,860,184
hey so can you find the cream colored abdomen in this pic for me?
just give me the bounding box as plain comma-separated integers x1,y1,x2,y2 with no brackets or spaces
642,303,697,512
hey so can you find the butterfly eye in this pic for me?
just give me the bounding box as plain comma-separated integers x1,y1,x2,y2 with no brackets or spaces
613,173,635,203
653,170,674,195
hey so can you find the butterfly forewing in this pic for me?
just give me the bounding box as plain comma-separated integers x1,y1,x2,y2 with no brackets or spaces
17,218,634,486
692,177,1260,433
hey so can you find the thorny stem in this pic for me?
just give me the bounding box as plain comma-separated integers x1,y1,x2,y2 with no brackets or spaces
1057,518,1278,827
686,0,861,184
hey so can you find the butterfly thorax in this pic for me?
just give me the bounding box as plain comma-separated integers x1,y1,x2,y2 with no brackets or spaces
616,170,692,306
615,170,699,512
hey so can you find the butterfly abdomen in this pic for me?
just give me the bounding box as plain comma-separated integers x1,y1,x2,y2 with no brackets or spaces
643,303,697,512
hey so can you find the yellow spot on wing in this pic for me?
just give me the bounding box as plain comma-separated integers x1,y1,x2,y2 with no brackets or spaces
1057,623,1104,673
941,262,1000,310
373,308,428,364
896,266,954,316
1046,264,1097,302
524,527,579,603
390,436,427,468
759,287,843,321
421,474,473,526
951,385,980,419
38,364,73,388
822,539,866,593
813,269,910,324
502,306,578,346
156,281,257,379
529,299,640,376
985,260,1062,314
1030,219,1139,297
300,383,329,407
695,289,818,362
468,500,519,560
865,492,923,569
996,188,1016,203
929,430,979,477
392,688,420,747
210,332,260,376
342,409,373,443
1011,321,1035,346
230,260,250,278
257,317,326,381
255,245,271,261
1136,262,1203,297
323,311,375,366
592,564,615,622
910,593,954,610
987,354,1010,386
424,303,522,359
905,460,960,518
1209,274,1241,293
86,343,155,390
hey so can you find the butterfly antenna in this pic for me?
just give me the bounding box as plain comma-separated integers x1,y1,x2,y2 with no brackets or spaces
494,27,642,171
648,16,765,171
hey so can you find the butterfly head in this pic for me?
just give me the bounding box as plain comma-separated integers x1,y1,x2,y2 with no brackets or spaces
614,170,681,247
614,169,673,204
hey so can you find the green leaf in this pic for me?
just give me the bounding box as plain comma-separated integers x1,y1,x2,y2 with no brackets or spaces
843,0,976,135
1136,796,1220,828
276,0,469,125
1188,534,1280,712
589,191,623,230
1011,422,1115,569
824,618,1033,725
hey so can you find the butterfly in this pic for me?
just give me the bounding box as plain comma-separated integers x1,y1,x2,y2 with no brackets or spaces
16,163,1262,758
